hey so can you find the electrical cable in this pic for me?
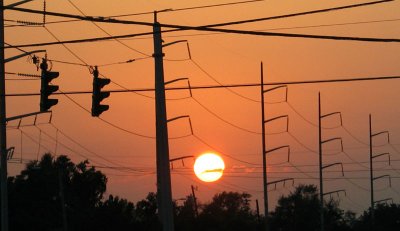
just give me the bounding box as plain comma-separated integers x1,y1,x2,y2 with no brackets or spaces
65,0,150,57
7,0,400,49
192,133,261,166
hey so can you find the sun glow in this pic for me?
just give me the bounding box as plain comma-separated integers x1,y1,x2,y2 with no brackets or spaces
194,153,225,182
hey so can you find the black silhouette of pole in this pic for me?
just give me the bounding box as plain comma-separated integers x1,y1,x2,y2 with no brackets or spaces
0,1,8,230
260,62,269,231
58,167,68,231
191,185,199,218
369,114,374,228
318,92,324,231
153,12,174,231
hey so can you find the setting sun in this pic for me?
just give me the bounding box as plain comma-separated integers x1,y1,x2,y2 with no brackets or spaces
194,153,225,182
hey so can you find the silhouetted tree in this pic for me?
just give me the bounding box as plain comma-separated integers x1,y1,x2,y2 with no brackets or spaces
197,191,258,231
92,195,138,230
269,184,352,231
354,203,400,231
135,192,161,230
175,195,198,231
7,153,107,231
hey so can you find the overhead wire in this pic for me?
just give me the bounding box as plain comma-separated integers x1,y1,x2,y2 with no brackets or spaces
41,25,190,139
6,0,400,49
65,0,150,57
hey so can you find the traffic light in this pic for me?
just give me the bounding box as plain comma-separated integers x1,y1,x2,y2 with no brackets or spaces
91,66,110,117
40,58,59,112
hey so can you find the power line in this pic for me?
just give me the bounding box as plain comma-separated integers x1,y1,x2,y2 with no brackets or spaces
66,0,150,57
6,1,400,49
5,75,400,97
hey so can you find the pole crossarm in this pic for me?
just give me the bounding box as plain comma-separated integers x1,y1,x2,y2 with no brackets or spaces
323,189,346,197
264,115,289,132
164,77,192,97
263,85,288,102
162,40,188,48
373,174,391,186
169,155,194,162
266,178,294,189
5,0,34,8
321,137,343,151
322,162,344,176
371,131,390,143
4,49,45,63
320,111,342,126
372,152,391,165
5,110,51,122
166,115,193,135
169,155,194,169
374,198,393,204
265,145,290,162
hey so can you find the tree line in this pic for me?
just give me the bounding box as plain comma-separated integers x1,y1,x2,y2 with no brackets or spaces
1,154,399,230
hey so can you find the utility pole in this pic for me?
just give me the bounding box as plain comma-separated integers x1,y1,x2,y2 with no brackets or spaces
191,185,199,218
318,93,324,231
369,114,374,228
260,62,269,231
58,167,68,231
0,1,8,230
153,12,174,231
369,114,391,230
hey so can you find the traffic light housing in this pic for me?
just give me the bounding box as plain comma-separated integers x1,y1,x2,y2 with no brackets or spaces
91,66,110,117
40,59,59,112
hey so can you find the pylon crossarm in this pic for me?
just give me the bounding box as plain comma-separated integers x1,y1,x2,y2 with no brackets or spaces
6,111,51,122
374,198,393,204
263,85,288,102
167,115,189,123
265,145,290,162
169,155,194,162
162,40,188,48
169,155,194,169
266,178,294,187
323,189,346,197
6,0,34,8
373,174,391,186
166,115,193,135
371,131,390,143
322,162,344,176
164,78,192,97
264,115,289,132
372,152,391,165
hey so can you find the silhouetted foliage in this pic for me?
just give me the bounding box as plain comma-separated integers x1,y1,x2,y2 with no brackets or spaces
197,191,258,231
269,184,352,231
7,154,107,231
135,192,161,230
3,154,400,231
354,203,400,231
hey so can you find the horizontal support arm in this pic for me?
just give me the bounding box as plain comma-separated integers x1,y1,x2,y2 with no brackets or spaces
322,162,344,176
374,198,393,204
6,111,51,122
169,155,194,162
323,189,346,197
163,40,188,48
373,174,391,186
265,145,290,162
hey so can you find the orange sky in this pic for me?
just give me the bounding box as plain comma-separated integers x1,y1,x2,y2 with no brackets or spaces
4,0,400,214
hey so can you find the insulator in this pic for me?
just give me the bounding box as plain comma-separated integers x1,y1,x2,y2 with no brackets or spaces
16,20,43,26
17,73,41,78
43,0,46,25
